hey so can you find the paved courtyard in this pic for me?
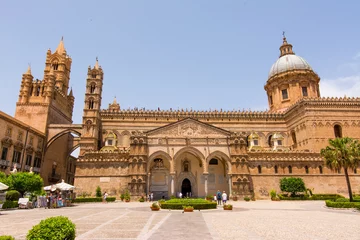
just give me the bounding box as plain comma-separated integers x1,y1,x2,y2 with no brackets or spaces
0,200,359,240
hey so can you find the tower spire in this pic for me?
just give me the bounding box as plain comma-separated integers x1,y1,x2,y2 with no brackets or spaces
56,36,65,54
25,64,32,75
279,32,294,57
95,57,99,69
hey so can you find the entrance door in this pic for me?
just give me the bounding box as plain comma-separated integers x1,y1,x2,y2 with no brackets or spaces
181,178,191,197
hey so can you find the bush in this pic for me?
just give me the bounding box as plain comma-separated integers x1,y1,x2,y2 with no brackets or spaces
124,189,131,201
151,202,160,209
270,190,277,200
244,197,250,201
2,200,18,209
95,186,102,198
278,194,309,200
160,198,217,210
335,198,350,202
73,197,116,203
280,177,306,197
26,216,75,240
0,236,15,240
139,196,145,202
325,200,360,209
6,190,20,201
206,194,214,200
310,194,344,200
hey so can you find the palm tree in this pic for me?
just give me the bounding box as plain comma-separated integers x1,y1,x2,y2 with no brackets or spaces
320,137,360,202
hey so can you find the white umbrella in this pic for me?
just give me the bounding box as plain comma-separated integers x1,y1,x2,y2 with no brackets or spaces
55,179,75,191
43,185,57,191
0,182,9,191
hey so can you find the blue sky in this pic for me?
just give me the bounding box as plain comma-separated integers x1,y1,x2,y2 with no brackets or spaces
1,0,360,125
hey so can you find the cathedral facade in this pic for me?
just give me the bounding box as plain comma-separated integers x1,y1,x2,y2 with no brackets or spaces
1,36,360,199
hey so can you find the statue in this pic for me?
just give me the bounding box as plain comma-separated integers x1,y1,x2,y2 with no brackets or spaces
29,167,34,173
11,163,17,174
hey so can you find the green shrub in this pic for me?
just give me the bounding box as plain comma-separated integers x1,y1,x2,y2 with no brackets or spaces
325,200,360,208
95,186,102,198
6,190,20,201
151,202,160,209
335,198,350,202
278,194,309,200
0,236,15,240
170,195,176,199
270,189,277,200
124,189,130,201
26,216,75,240
160,198,216,210
120,193,125,201
280,177,306,197
2,200,18,209
139,196,145,202
244,197,250,201
73,197,116,203
310,194,344,200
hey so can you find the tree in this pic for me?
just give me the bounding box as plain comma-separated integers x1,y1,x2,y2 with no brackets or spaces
320,137,360,202
6,172,43,197
96,186,102,197
280,177,306,197
0,172,9,186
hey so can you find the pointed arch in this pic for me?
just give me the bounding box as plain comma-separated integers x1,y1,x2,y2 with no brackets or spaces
147,150,172,172
206,150,232,174
46,129,81,151
173,146,206,173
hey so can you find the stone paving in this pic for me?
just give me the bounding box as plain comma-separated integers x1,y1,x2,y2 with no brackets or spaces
0,200,359,240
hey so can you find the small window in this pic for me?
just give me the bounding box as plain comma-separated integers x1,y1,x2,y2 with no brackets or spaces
274,165,278,174
288,166,292,174
302,87,308,97
282,89,288,100
53,63,59,70
305,166,309,174
90,84,96,94
354,168,357,174
107,139,113,146
269,95,273,105
34,157,41,168
277,140,282,146
291,131,297,145
26,155,32,166
209,159,218,165
253,139,259,146
268,135,273,147
92,73,96,78
334,125,342,138
257,165,262,174
1,147,8,160
319,166,323,174
88,99,94,109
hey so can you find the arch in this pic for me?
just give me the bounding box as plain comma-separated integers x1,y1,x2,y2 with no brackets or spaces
257,165,262,174
173,146,206,172
319,166,323,174
305,165,309,174
333,124,342,138
147,150,172,172
46,129,81,151
288,165,292,174
205,150,232,174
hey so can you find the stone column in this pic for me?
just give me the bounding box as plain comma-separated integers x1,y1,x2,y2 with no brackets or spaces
204,173,208,196
147,173,151,195
170,174,175,196
228,174,232,197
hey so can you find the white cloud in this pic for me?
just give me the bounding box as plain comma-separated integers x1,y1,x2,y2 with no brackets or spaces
353,52,360,60
320,75,360,98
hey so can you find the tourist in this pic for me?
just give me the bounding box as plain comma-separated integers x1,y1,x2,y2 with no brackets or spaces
103,191,108,203
213,194,216,202
148,193,151,202
179,192,183,198
150,192,153,202
222,191,227,204
216,190,222,205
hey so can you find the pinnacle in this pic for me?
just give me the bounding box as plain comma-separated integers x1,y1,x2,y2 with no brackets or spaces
56,36,66,54
25,65,31,75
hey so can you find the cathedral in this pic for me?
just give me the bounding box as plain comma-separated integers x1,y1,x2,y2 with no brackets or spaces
1,36,360,199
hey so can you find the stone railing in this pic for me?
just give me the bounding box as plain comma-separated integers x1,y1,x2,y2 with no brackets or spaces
0,159,9,167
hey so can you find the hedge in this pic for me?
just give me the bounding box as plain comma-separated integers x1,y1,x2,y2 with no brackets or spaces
72,197,116,203
278,194,345,201
325,200,360,209
0,236,15,240
2,201,19,209
27,216,75,240
159,198,217,210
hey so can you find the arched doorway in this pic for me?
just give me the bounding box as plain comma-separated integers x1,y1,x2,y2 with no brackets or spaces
181,178,192,197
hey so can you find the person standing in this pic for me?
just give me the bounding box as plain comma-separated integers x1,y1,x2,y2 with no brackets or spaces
216,190,222,205
103,191,108,203
150,192,153,202
222,191,227,204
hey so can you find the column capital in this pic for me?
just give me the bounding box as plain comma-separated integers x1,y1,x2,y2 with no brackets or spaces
202,172,209,175
170,172,176,176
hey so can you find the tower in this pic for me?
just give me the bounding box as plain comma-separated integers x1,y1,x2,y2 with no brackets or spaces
79,58,104,155
264,34,320,112
15,37,74,133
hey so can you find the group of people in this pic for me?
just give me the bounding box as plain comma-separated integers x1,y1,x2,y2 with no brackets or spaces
147,192,154,201
215,190,227,205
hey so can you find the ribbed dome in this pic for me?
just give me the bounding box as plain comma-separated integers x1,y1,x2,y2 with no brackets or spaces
268,54,312,79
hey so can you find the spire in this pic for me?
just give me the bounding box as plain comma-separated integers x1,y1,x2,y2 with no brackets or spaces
25,64,32,75
113,96,117,104
69,87,74,97
95,57,99,69
279,31,294,57
56,36,65,54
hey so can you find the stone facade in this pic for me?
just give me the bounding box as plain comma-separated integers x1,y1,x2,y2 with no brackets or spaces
2,36,360,199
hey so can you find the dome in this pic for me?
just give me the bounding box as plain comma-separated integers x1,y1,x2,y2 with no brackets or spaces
268,54,312,79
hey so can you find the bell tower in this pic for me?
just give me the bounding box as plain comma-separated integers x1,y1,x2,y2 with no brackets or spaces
79,58,104,155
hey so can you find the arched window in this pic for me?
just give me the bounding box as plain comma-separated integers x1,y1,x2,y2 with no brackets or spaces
209,159,218,165
274,165,278,174
92,73,96,78
88,99,94,109
268,135,273,147
288,165,292,174
90,83,96,93
29,85,33,96
36,86,40,96
334,124,342,138
257,165,262,174
319,166,323,174
354,168,357,174
305,166,309,174
53,63,59,70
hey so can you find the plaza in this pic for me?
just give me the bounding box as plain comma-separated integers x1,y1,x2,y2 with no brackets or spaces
0,201,359,240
